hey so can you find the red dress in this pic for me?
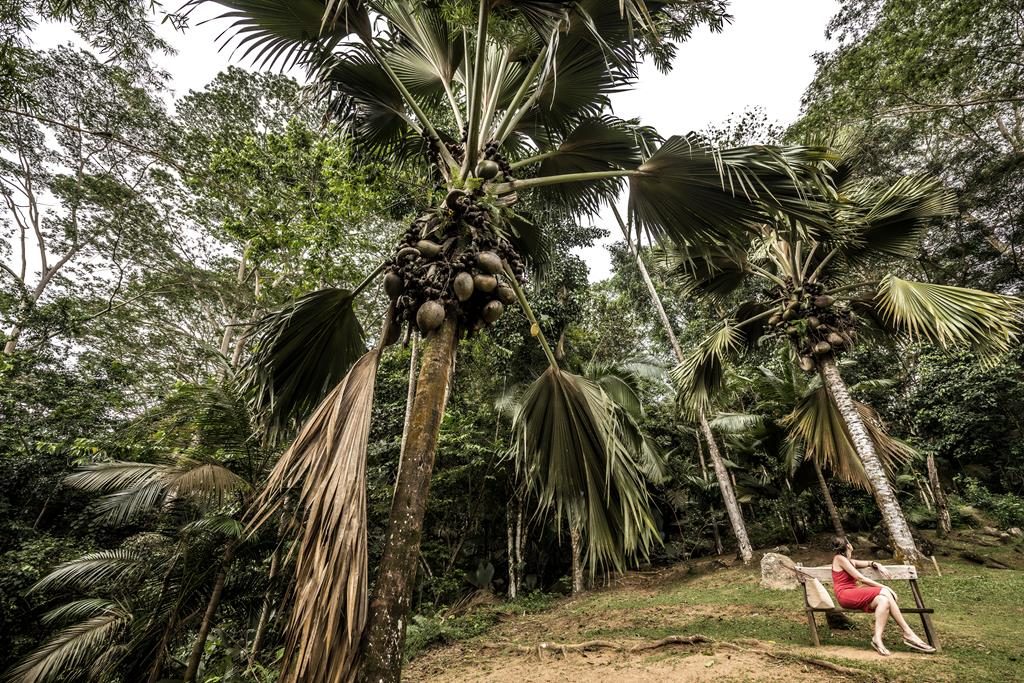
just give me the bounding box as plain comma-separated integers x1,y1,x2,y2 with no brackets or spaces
832,566,882,612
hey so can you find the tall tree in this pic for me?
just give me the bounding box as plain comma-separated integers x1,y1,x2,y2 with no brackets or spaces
670,142,1023,563
206,1,833,680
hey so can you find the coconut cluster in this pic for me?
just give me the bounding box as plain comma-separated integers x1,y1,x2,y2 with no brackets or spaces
383,194,527,340
767,279,857,372
424,132,514,184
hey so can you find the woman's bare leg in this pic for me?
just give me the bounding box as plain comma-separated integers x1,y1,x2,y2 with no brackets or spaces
871,595,891,654
885,598,927,644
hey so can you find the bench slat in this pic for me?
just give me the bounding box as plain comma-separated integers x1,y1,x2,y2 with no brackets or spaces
795,564,918,583
808,607,934,614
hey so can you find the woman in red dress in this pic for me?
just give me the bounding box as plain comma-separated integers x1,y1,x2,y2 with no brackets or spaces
831,536,936,656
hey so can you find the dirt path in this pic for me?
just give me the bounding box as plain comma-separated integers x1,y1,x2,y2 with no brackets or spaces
407,645,849,682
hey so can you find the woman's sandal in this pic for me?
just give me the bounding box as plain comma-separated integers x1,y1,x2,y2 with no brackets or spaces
902,637,936,653
871,639,891,656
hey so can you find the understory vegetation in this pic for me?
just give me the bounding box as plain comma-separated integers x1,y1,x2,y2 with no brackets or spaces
2,1,1023,682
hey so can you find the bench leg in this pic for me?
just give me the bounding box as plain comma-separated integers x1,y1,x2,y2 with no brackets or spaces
806,609,820,646
909,579,940,653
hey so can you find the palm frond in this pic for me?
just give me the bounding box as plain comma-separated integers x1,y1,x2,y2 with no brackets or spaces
514,367,659,573
199,0,366,71
629,135,832,251
839,175,957,260
5,606,128,683
670,322,745,417
652,241,749,302
167,462,249,507
874,276,1024,359
243,287,366,445
709,412,766,434
782,387,916,488
64,462,167,493
531,116,650,215
31,551,145,594
182,515,245,538
247,348,381,683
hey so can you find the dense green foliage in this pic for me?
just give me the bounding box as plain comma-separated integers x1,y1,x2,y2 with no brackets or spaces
2,1,1024,681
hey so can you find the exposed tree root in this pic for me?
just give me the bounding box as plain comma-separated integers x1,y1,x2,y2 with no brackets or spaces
479,634,877,680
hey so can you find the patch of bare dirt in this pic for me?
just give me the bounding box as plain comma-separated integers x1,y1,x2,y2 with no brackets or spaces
406,643,852,682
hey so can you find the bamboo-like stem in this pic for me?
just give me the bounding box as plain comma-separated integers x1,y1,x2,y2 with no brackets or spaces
352,261,387,298
494,169,633,195
479,48,509,148
798,242,820,285
747,263,787,288
492,34,552,143
502,263,557,367
807,246,841,283
462,0,491,178
510,148,559,169
362,40,458,172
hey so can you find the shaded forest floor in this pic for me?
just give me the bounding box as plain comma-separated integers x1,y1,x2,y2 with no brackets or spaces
405,530,1024,682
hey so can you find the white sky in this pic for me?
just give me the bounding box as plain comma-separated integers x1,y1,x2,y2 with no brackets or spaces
30,0,839,281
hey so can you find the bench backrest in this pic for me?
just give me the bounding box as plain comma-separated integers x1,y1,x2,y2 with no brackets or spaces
795,564,918,584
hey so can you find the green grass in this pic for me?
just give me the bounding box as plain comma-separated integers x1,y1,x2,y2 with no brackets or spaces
409,534,1024,682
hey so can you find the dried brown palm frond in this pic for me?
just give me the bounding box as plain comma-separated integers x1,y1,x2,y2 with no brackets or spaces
247,347,382,683
782,386,916,489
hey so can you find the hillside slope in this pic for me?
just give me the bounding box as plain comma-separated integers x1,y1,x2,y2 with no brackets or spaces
406,534,1024,682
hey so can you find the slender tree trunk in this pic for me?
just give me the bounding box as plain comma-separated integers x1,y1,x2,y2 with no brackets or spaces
3,324,21,354
184,543,236,683
507,502,518,599
812,459,845,537
622,232,744,562
568,511,585,595
360,318,458,683
926,453,952,537
251,538,284,658
818,357,921,564
506,486,524,599
699,417,753,564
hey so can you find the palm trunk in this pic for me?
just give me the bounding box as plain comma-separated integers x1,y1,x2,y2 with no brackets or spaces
812,459,845,537
360,317,458,683
506,486,524,599
699,417,753,564
622,232,742,562
818,357,921,564
184,543,236,683
926,452,952,537
568,511,585,595
250,543,283,658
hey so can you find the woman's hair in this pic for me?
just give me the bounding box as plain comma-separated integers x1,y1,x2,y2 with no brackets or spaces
831,536,850,555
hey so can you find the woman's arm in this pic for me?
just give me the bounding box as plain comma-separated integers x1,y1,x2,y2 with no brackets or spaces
836,556,886,589
852,558,881,570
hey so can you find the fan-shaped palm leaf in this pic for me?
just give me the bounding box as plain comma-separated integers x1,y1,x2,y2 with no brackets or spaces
513,366,659,573
629,136,832,251
200,0,367,70
839,175,958,260
671,322,745,417
782,387,916,488
874,276,1024,359
244,287,366,444
652,241,749,302
247,348,381,683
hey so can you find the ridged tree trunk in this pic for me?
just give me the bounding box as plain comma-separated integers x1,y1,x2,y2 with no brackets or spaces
622,231,747,562
184,543,236,683
568,511,585,595
699,417,753,564
818,357,921,564
926,452,952,537
812,459,845,537
360,317,458,683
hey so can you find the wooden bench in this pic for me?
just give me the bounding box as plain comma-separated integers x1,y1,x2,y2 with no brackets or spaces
795,564,940,651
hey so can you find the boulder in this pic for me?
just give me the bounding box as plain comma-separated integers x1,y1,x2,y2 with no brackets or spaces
1008,527,1022,538
760,552,799,590
982,525,1001,537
